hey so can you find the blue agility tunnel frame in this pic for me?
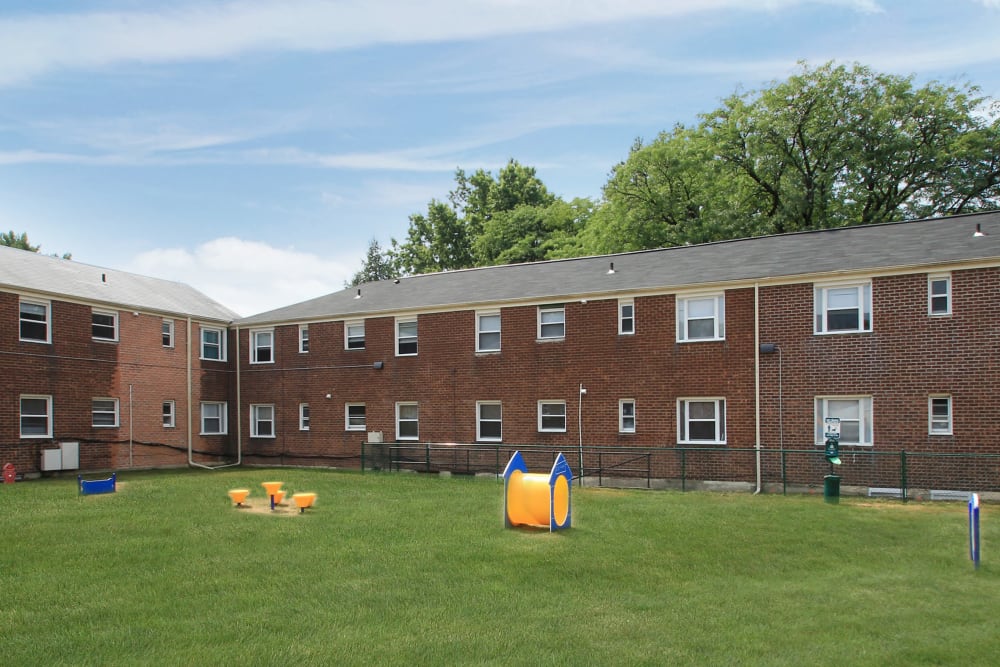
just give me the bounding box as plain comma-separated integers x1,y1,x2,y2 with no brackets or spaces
78,473,116,495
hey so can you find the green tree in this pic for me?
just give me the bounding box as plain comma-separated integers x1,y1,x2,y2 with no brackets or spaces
1,230,40,251
347,238,395,286
389,200,473,275
476,198,594,265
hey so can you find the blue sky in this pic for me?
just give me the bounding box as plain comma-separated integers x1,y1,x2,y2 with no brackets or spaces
2,0,1000,316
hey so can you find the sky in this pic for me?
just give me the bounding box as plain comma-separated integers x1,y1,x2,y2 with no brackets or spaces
2,1,1000,317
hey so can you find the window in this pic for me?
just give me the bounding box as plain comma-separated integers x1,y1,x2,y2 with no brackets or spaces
477,401,502,441
92,310,118,341
538,401,567,432
250,404,275,438
251,329,273,364
162,319,174,348
92,398,119,428
815,397,872,446
201,402,228,435
19,299,50,343
299,403,310,431
814,282,872,334
678,399,726,444
477,312,501,353
299,325,310,353
396,318,417,356
619,299,635,335
163,401,176,428
346,403,367,431
677,293,725,342
20,395,52,438
928,275,951,316
538,306,565,340
619,399,636,433
396,402,419,440
345,320,365,350
201,327,226,361
929,395,952,435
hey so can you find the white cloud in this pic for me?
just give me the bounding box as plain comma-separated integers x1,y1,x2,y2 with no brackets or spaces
123,237,356,317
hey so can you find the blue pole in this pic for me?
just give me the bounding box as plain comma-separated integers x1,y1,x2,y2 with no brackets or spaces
969,493,981,570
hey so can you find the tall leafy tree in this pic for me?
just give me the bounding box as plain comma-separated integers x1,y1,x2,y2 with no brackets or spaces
1,230,40,251
347,238,395,286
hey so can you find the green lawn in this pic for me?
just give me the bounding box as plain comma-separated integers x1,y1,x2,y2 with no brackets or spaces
2,469,997,666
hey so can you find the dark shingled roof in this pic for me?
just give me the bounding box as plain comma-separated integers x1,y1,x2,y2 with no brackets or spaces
236,210,1000,326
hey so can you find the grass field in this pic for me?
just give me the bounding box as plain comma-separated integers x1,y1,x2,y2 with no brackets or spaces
2,468,997,666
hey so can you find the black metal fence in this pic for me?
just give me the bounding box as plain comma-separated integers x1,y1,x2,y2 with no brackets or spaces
360,441,1000,499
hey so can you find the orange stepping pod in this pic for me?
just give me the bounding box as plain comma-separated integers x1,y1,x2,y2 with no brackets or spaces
292,492,317,513
228,489,250,506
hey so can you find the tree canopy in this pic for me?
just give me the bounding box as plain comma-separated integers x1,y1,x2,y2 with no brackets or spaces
0,230,71,258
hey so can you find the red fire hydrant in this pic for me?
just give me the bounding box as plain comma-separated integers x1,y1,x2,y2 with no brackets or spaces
2,463,15,484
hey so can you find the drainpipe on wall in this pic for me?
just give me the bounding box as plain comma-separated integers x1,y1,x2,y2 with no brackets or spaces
186,317,193,466
754,283,762,494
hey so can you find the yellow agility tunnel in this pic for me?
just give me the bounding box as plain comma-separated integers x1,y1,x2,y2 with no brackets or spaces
503,451,572,531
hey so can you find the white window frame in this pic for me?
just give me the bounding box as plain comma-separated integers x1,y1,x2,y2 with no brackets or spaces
200,326,227,361
396,318,418,356
619,399,636,434
250,404,275,438
19,299,50,343
814,281,872,334
619,299,635,335
676,293,725,342
92,398,119,428
162,319,175,348
346,403,367,431
396,402,419,440
20,394,53,438
299,403,310,431
814,396,873,446
200,401,228,435
538,400,567,433
928,274,951,316
477,401,502,442
250,329,274,364
476,311,501,353
345,320,366,350
91,309,119,342
163,400,176,428
537,305,565,340
678,398,726,444
929,395,953,436
299,325,309,353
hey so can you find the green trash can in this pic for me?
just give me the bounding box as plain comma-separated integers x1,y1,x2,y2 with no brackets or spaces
823,475,841,504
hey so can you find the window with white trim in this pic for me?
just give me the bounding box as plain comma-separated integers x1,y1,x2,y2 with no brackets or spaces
299,403,310,431
299,325,309,353
476,311,501,353
345,320,365,350
676,294,725,342
619,299,635,335
929,395,952,435
477,401,502,441
538,401,567,432
396,318,417,356
20,395,52,438
346,403,367,431
396,402,419,440
678,398,726,444
250,404,275,438
928,275,951,316
814,282,872,334
538,306,565,340
619,399,636,433
251,329,273,364
163,401,176,428
92,398,119,428
92,310,118,341
162,319,174,348
200,327,226,361
19,299,50,343
815,396,872,446
200,401,228,435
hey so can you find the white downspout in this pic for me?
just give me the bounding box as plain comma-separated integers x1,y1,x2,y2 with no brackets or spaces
186,317,194,466
754,283,762,494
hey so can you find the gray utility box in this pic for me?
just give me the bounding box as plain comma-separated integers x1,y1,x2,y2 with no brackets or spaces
40,442,80,471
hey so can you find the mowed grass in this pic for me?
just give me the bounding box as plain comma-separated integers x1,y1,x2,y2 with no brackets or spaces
2,469,997,666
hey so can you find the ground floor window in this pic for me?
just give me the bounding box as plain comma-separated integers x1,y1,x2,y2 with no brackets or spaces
251,404,275,438
20,395,52,438
299,403,310,431
201,402,228,435
815,396,872,446
929,395,952,435
619,399,636,433
477,401,502,441
538,401,566,432
346,403,366,431
163,401,175,428
678,398,725,444
92,398,119,428
396,402,419,440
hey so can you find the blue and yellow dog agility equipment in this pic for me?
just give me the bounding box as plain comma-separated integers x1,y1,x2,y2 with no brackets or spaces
503,451,572,531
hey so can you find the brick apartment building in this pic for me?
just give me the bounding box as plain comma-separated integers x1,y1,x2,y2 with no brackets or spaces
4,211,1000,492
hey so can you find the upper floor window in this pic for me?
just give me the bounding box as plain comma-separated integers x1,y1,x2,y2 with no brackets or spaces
20,395,52,438
677,293,725,342
345,320,366,350
299,325,309,353
396,402,419,440
815,396,872,446
538,305,565,340
92,310,118,341
200,401,228,435
678,398,726,444
928,275,951,316
929,395,952,435
251,329,273,364
396,318,417,356
814,282,872,334
538,401,567,432
346,403,367,431
19,299,50,343
250,404,275,438
201,327,226,361
477,401,502,441
163,401,176,428
299,403,310,431
619,399,636,433
92,398,119,428
162,319,174,348
477,311,501,353
619,299,635,335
